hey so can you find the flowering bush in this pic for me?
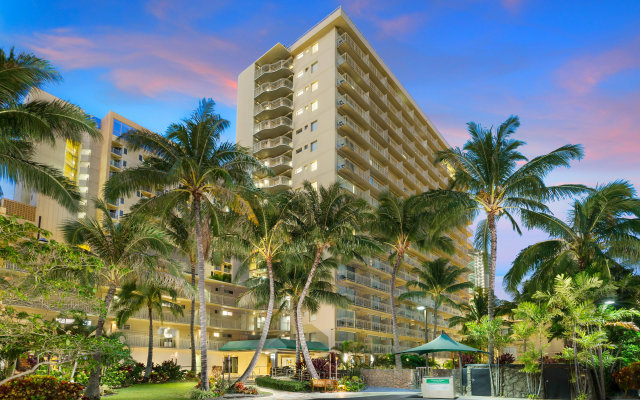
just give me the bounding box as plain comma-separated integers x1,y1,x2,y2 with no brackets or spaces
612,362,640,395
149,360,185,383
461,353,479,366
498,353,516,365
338,376,365,392
0,375,84,400
230,381,258,395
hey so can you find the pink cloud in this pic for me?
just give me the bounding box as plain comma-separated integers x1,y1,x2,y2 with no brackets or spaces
24,30,241,104
555,38,640,95
342,0,424,38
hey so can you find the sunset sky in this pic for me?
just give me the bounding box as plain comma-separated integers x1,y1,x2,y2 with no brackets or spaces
2,1,639,298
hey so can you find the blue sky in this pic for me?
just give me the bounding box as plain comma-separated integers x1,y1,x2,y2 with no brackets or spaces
2,1,639,298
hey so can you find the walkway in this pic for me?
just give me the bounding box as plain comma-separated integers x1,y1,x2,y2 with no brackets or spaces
259,387,419,399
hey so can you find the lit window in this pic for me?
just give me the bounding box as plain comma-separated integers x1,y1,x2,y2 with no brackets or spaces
296,53,303,59
222,310,233,316
311,181,318,190
311,62,318,73
310,141,318,152
297,90,303,96
312,42,319,53
310,121,318,131
311,160,318,171
295,167,303,174
213,332,220,337
297,71,304,78
311,100,318,111
296,109,303,115
311,81,319,91
305,85,309,91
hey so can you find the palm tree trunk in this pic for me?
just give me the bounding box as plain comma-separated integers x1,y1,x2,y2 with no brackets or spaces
391,248,405,370
487,213,498,361
297,245,327,379
193,197,209,391
85,284,117,400
293,308,301,372
145,306,153,379
237,258,275,383
190,260,197,373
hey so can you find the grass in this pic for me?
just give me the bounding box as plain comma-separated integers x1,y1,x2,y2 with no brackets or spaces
109,382,194,400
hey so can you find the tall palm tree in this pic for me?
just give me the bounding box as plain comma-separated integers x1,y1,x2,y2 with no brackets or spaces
505,181,640,294
432,115,584,355
104,99,261,391
0,48,100,210
244,254,350,368
372,191,465,369
234,191,294,383
399,258,472,342
290,182,375,379
62,199,175,400
113,281,183,379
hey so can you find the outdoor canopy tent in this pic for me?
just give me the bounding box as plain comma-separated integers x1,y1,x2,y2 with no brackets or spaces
219,338,329,352
398,332,486,395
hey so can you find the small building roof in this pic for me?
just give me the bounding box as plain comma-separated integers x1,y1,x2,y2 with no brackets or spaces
399,332,485,354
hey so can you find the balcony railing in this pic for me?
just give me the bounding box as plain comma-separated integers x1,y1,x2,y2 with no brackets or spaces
337,269,390,293
337,73,369,102
337,52,369,85
336,115,367,137
337,159,368,181
253,137,292,153
369,119,388,142
262,155,292,168
254,78,293,98
336,32,369,68
337,93,369,124
254,116,293,134
255,58,293,80
337,136,367,160
111,147,122,156
109,159,121,169
255,176,292,189
254,97,293,116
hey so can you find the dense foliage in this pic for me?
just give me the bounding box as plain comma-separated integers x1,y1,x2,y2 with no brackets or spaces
0,375,84,400
255,375,311,392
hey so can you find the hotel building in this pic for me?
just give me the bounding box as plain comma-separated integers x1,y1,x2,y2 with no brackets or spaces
236,7,471,354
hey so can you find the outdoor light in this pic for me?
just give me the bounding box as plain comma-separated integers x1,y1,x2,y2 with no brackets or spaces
604,300,615,305
416,306,425,310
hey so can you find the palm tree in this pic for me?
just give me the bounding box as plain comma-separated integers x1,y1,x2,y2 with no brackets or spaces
104,99,261,391
448,288,489,335
244,254,350,369
62,199,175,400
113,281,183,379
432,115,584,356
400,258,472,342
372,192,465,369
505,181,640,294
290,182,375,378
0,47,100,210
234,191,294,383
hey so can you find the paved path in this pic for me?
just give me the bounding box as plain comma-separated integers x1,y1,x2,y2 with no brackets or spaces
259,387,419,399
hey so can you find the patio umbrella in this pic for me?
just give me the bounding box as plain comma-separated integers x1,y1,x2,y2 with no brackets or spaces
398,331,486,394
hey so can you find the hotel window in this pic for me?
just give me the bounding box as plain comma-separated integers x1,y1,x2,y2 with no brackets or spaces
123,160,127,167
310,141,318,152
311,181,318,190
311,160,318,171
297,90,303,96
123,148,128,155
311,61,318,73
296,148,302,154
296,53,303,59
311,81,319,91
295,167,303,174
222,310,233,316
311,100,318,111
296,128,303,135
136,191,141,197
296,109,303,116
310,120,318,131
120,198,124,204
312,42,319,53
138,154,143,161
297,71,304,78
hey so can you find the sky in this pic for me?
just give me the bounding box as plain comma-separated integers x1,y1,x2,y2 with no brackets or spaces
2,1,639,298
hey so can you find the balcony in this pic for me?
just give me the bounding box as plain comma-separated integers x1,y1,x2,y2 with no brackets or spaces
255,58,293,81
109,159,122,171
253,136,292,158
336,32,370,69
108,210,118,220
255,176,292,190
254,78,293,101
369,119,389,143
254,97,293,119
369,82,388,107
337,136,368,166
369,343,393,354
254,116,293,139
337,52,370,86
337,92,370,126
336,115,367,139
337,158,368,185
337,73,369,104
260,155,292,176
337,269,390,293
110,147,122,157
336,317,393,335
366,135,388,159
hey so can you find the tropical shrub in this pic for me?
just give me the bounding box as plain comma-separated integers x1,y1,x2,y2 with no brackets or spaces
255,376,311,392
211,271,232,282
150,360,185,383
0,375,84,400
461,353,478,366
190,388,222,399
338,376,365,392
612,362,640,396
370,353,433,369
498,353,516,365
102,365,128,388
229,381,258,395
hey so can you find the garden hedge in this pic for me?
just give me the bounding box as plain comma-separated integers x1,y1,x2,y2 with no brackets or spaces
255,376,311,392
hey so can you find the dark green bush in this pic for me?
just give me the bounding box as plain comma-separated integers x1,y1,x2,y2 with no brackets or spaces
255,376,311,392
0,375,84,400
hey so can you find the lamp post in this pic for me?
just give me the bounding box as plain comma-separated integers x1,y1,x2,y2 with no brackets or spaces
417,306,428,342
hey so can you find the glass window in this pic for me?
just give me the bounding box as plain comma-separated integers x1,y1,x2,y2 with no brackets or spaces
123,148,128,154
296,53,303,59
296,109,303,115
310,121,318,131
296,148,302,154
297,90,303,96
311,62,318,73
297,71,303,78
312,42,319,53
311,160,318,171
136,191,141,197
138,154,143,161
311,81,319,91
123,160,127,167
310,141,318,152
295,167,303,174
113,120,122,135
296,128,303,135
311,100,318,111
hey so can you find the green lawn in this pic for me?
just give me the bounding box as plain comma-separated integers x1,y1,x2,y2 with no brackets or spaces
109,382,194,400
